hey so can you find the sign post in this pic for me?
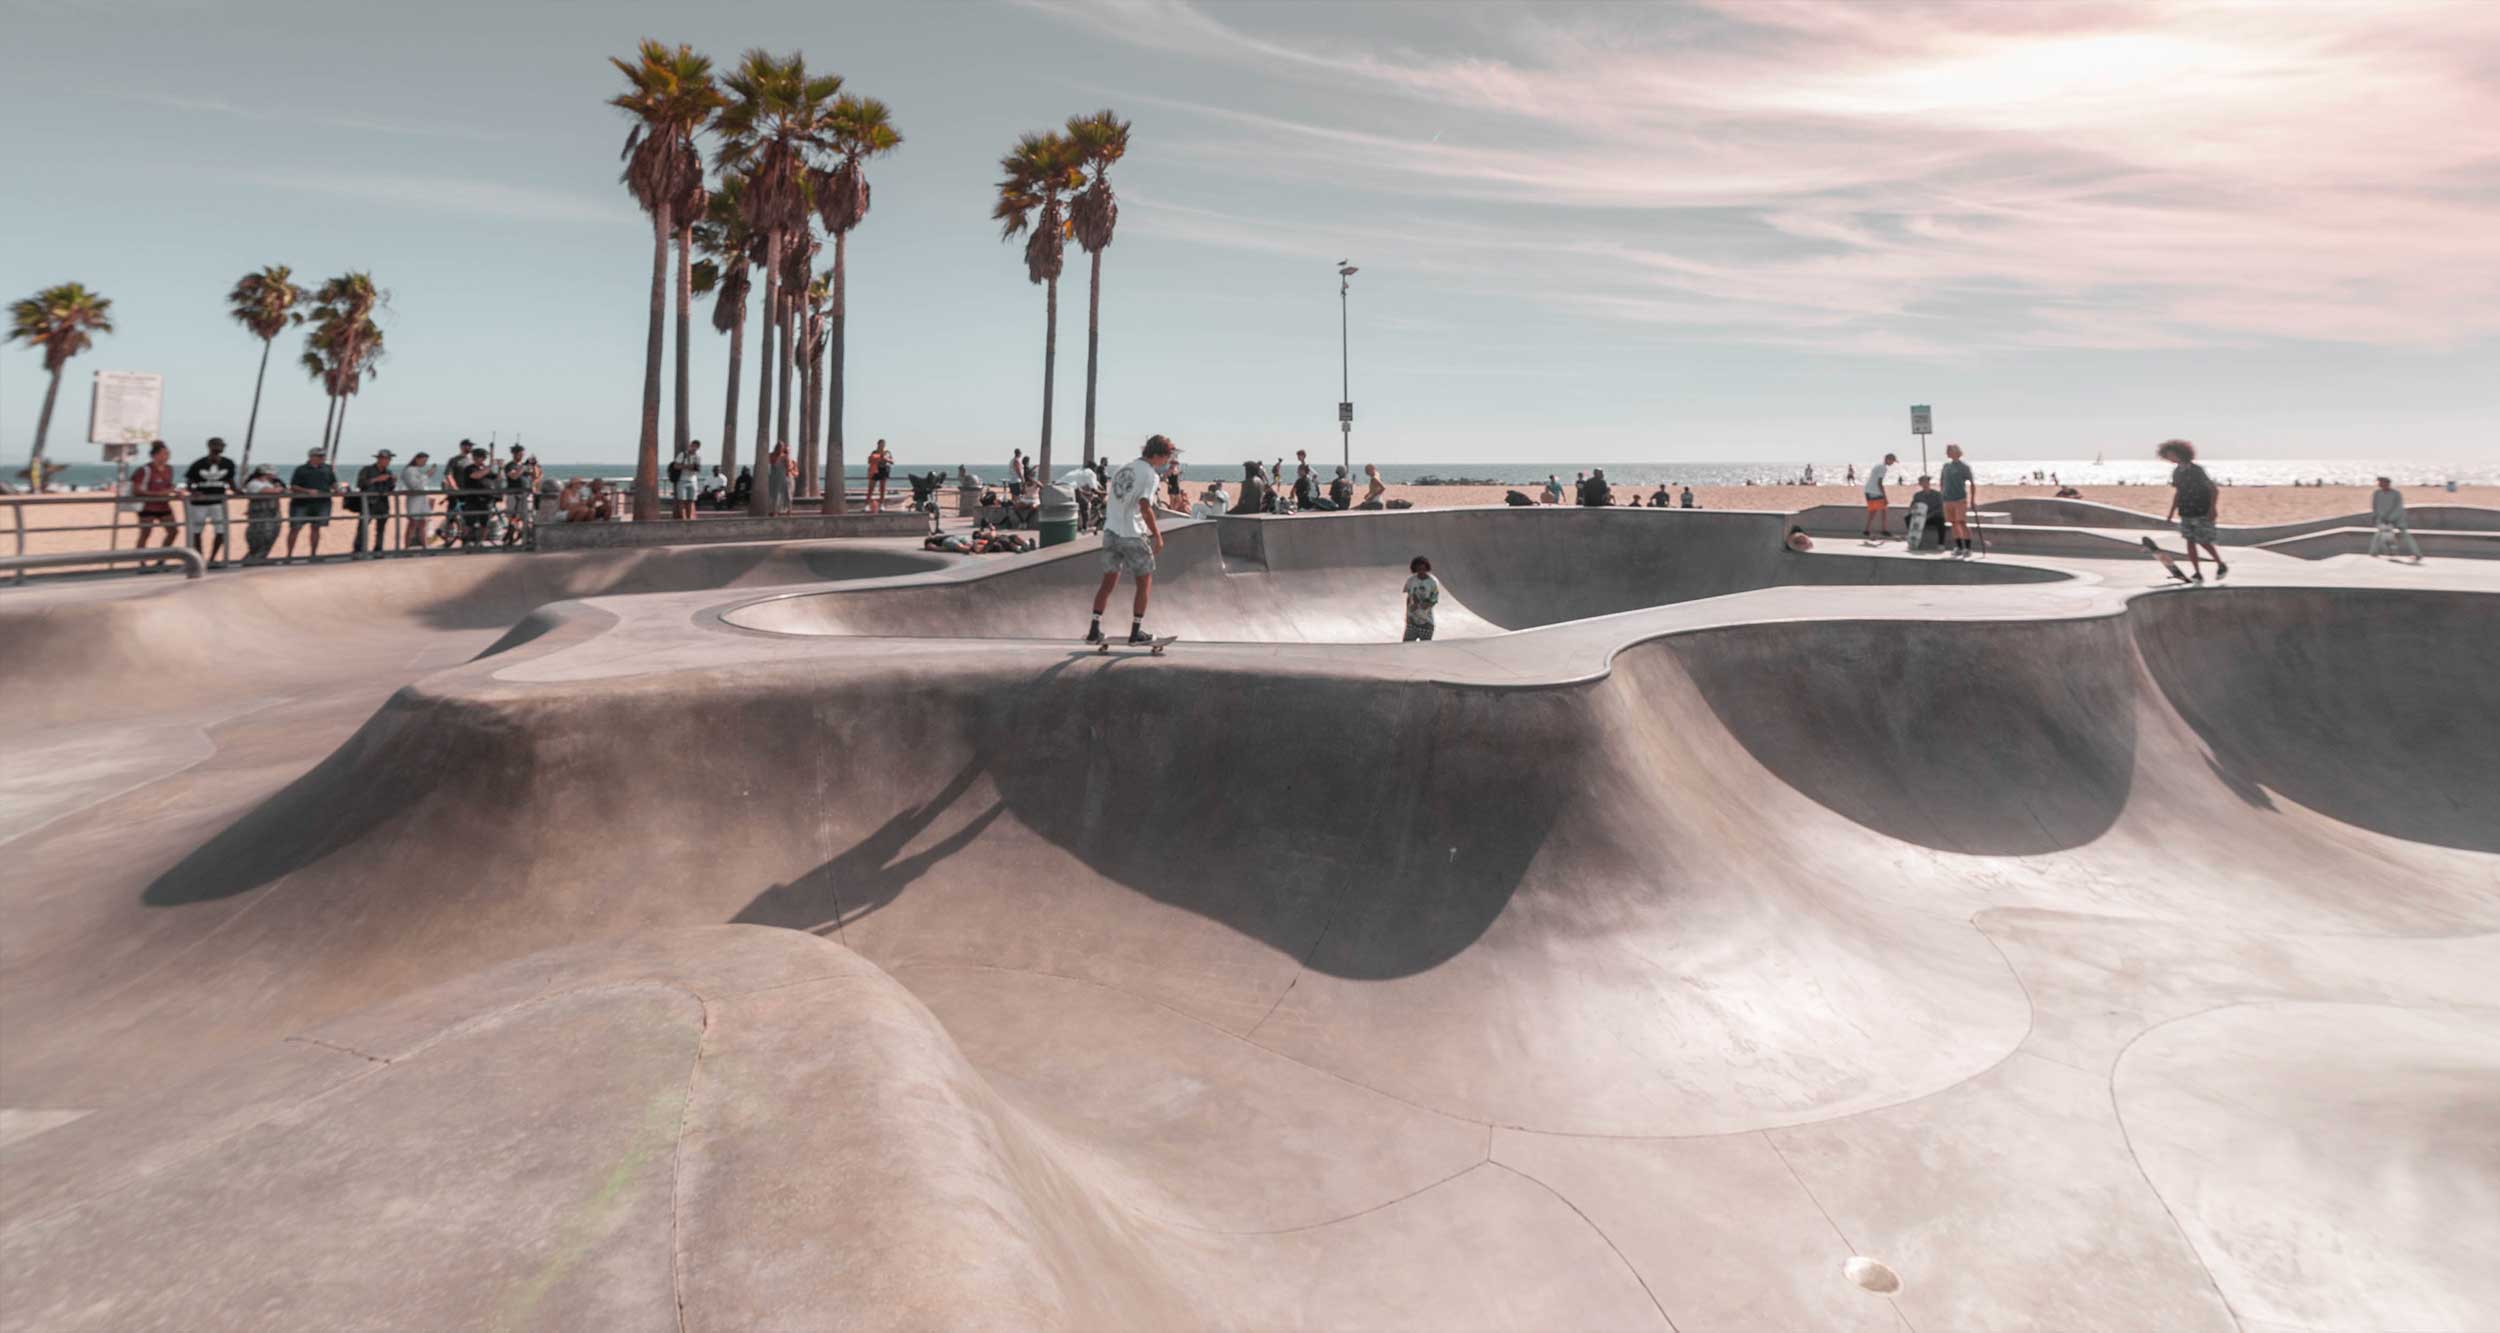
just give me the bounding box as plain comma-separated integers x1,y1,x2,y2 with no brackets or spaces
1910,403,1933,476
89,370,164,499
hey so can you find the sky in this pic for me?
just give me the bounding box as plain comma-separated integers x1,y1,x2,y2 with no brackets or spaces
5,0,2497,468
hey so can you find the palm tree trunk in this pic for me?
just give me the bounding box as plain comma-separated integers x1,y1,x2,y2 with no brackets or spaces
798,329,818,499
721,307,744,481
633,203,671,522
750,231,779,516
241,338,274,474
1039,274,1059,482
673,220,695,457
1082,247,1102,469
321,392,340,453
333,391,354,456
30,365,63,474
775,291,795,472
823,232,848,514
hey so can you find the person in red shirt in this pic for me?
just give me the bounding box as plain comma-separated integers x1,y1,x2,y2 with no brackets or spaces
131,440,180,549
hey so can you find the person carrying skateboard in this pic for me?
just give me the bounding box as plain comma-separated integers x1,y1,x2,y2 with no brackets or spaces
2157,439,2227,582
1862,452,1896,539
1088,433,1177,647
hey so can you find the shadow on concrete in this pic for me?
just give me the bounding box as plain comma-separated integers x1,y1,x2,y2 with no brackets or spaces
2134,588,2500,854
735,761,1007,932
1672,616,2140,855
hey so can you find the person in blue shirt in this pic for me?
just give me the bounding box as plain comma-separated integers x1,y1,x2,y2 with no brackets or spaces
1938,443,1977,558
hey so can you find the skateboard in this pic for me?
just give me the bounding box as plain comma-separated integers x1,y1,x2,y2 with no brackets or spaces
2140,536,2194,584
1096,634,1179,656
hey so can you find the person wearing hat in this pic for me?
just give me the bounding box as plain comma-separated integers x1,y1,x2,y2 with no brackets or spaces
241,464,285,564
353,448,398,558
1087,433,1179,646
285,447,338,561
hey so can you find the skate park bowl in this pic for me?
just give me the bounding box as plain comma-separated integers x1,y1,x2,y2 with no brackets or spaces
722,507,2064,643
4,505,2499,1331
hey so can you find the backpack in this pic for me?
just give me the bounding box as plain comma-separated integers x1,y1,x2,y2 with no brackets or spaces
1504,489,1534,507
667,457,683,483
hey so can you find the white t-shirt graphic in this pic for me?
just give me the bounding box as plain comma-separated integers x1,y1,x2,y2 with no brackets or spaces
1105,458,1161,539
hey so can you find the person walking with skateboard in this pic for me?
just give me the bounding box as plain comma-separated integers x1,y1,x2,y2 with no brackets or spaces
1088,434,1177,648
1939,443,1977,558
2158,439,2227,582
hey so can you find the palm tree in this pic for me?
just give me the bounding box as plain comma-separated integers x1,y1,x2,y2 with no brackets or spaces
812,93,900,513
226,266,306,474
8,283,115,486
611,40,725,522
316,319,387,453
1065,110,1131,470
304,274,384,455
690,178,757,480
993,131,1085,483
779,232,820,497
797,277,828,496
719,49,840,515
673,174,708,461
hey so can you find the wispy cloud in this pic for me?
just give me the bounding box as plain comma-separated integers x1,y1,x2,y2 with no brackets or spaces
1035,0,2500,352
244,170,614,225
132,91,505,142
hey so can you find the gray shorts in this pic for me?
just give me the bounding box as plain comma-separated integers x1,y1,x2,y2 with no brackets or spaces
1101,530,1155,576
1403,620,1435,642
672,477,696,502
2179,514,2218,544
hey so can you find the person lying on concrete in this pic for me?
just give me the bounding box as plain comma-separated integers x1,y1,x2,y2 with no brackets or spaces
2158,439,2228,582
1089,434,1176,647
1403,556,1441,642
2370,476,2425,563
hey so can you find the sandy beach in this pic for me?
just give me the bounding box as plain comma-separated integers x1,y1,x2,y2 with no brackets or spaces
7,483,2492,564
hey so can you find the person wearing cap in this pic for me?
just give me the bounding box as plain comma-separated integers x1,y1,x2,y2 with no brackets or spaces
353,448,397,558
183,436,238,567
241,464,285,564
1088,433,1178,646
285,446,338,561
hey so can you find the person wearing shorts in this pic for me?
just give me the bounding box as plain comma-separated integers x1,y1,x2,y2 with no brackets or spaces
399,451,438,549
352,448,397,557
1087,434,1177,646
131,441,180,549
1862,452,1896,539
285,447,337,561
671,441,701,521
1939,443,1977,558
2159,439,2227,581
867,440,893,513
1403,556,1441,642
183,436,238,566
504,445,536,543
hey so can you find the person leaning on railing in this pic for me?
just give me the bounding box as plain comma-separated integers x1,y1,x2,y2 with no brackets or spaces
241,465,284,565
352,450,397,559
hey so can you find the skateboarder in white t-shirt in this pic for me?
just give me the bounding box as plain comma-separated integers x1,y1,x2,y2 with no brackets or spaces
1088,434,1179,646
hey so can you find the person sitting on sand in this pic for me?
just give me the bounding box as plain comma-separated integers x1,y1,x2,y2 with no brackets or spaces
2370,476,2425,563
1360,463,1387,510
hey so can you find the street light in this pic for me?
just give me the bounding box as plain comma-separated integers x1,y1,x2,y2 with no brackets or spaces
1337,261,1358,472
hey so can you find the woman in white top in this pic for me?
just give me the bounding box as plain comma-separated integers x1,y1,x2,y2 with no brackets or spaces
399,452,440,548
1192,482,1230,519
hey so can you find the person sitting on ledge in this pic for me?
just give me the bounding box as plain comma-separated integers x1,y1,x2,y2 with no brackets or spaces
1229,461,1269,516
1359,463,1388,510
1329,466,1355,511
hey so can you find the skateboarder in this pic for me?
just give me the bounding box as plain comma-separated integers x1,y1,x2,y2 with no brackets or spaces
2157,440,2227,582
1087,434,1177,647
1402,556,1441,642
2369,476,2425,563
1862,452,1896,539
1939,443,1977,558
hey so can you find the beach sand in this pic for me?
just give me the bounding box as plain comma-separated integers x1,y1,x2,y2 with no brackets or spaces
8,484,2493,564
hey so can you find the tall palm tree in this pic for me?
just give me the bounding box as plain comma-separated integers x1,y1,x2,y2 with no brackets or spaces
611,39,725,522
8,283,115,485
314,319,387,454
719,49,840,515
672,174,708,461
690,178,758,480
812,93,900,513
797,274,828,495
226,266,306,474
1065,110,1131,470
778,232,819,496
993,131,1084,484
305,274,384,454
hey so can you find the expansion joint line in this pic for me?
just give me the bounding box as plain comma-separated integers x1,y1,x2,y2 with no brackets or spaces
668,994,716,1333
1483,1160,1680,1332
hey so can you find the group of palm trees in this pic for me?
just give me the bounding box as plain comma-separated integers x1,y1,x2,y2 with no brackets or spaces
609,40,1130,521
8,270,385,486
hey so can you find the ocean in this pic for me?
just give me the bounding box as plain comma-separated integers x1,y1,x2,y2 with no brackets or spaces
12,455,2493,493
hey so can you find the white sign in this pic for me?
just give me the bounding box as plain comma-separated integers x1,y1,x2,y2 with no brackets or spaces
1910,404,1932,435
89,371,164,448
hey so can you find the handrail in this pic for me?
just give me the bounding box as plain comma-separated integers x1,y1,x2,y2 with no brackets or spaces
4,547,204,580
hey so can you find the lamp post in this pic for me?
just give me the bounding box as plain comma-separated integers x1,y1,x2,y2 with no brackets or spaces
1337,261,1358,474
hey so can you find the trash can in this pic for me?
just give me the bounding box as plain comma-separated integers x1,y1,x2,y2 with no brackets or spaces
1037,483,1079,548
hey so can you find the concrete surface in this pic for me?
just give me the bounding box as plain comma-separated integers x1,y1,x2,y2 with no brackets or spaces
534,508,928,551
1,506,2495,1331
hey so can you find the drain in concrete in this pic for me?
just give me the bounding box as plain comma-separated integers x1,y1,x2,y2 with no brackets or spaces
1843,1256,1901,1294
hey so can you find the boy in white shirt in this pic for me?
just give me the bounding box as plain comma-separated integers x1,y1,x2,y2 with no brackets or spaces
1403,556,1442,642
1088,434,1179,645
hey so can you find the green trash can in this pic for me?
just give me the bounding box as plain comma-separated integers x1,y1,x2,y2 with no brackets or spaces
1037,483,1078,548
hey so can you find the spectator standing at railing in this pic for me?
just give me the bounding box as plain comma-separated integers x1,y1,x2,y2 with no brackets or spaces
768,440,794,515
670,439,701,521
456,443,497,546
132,440,181,549
504,445,537,545
284,447,337,561
241,465,284,564
352,449,396,558
183,437,237,568
399,451,438,549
